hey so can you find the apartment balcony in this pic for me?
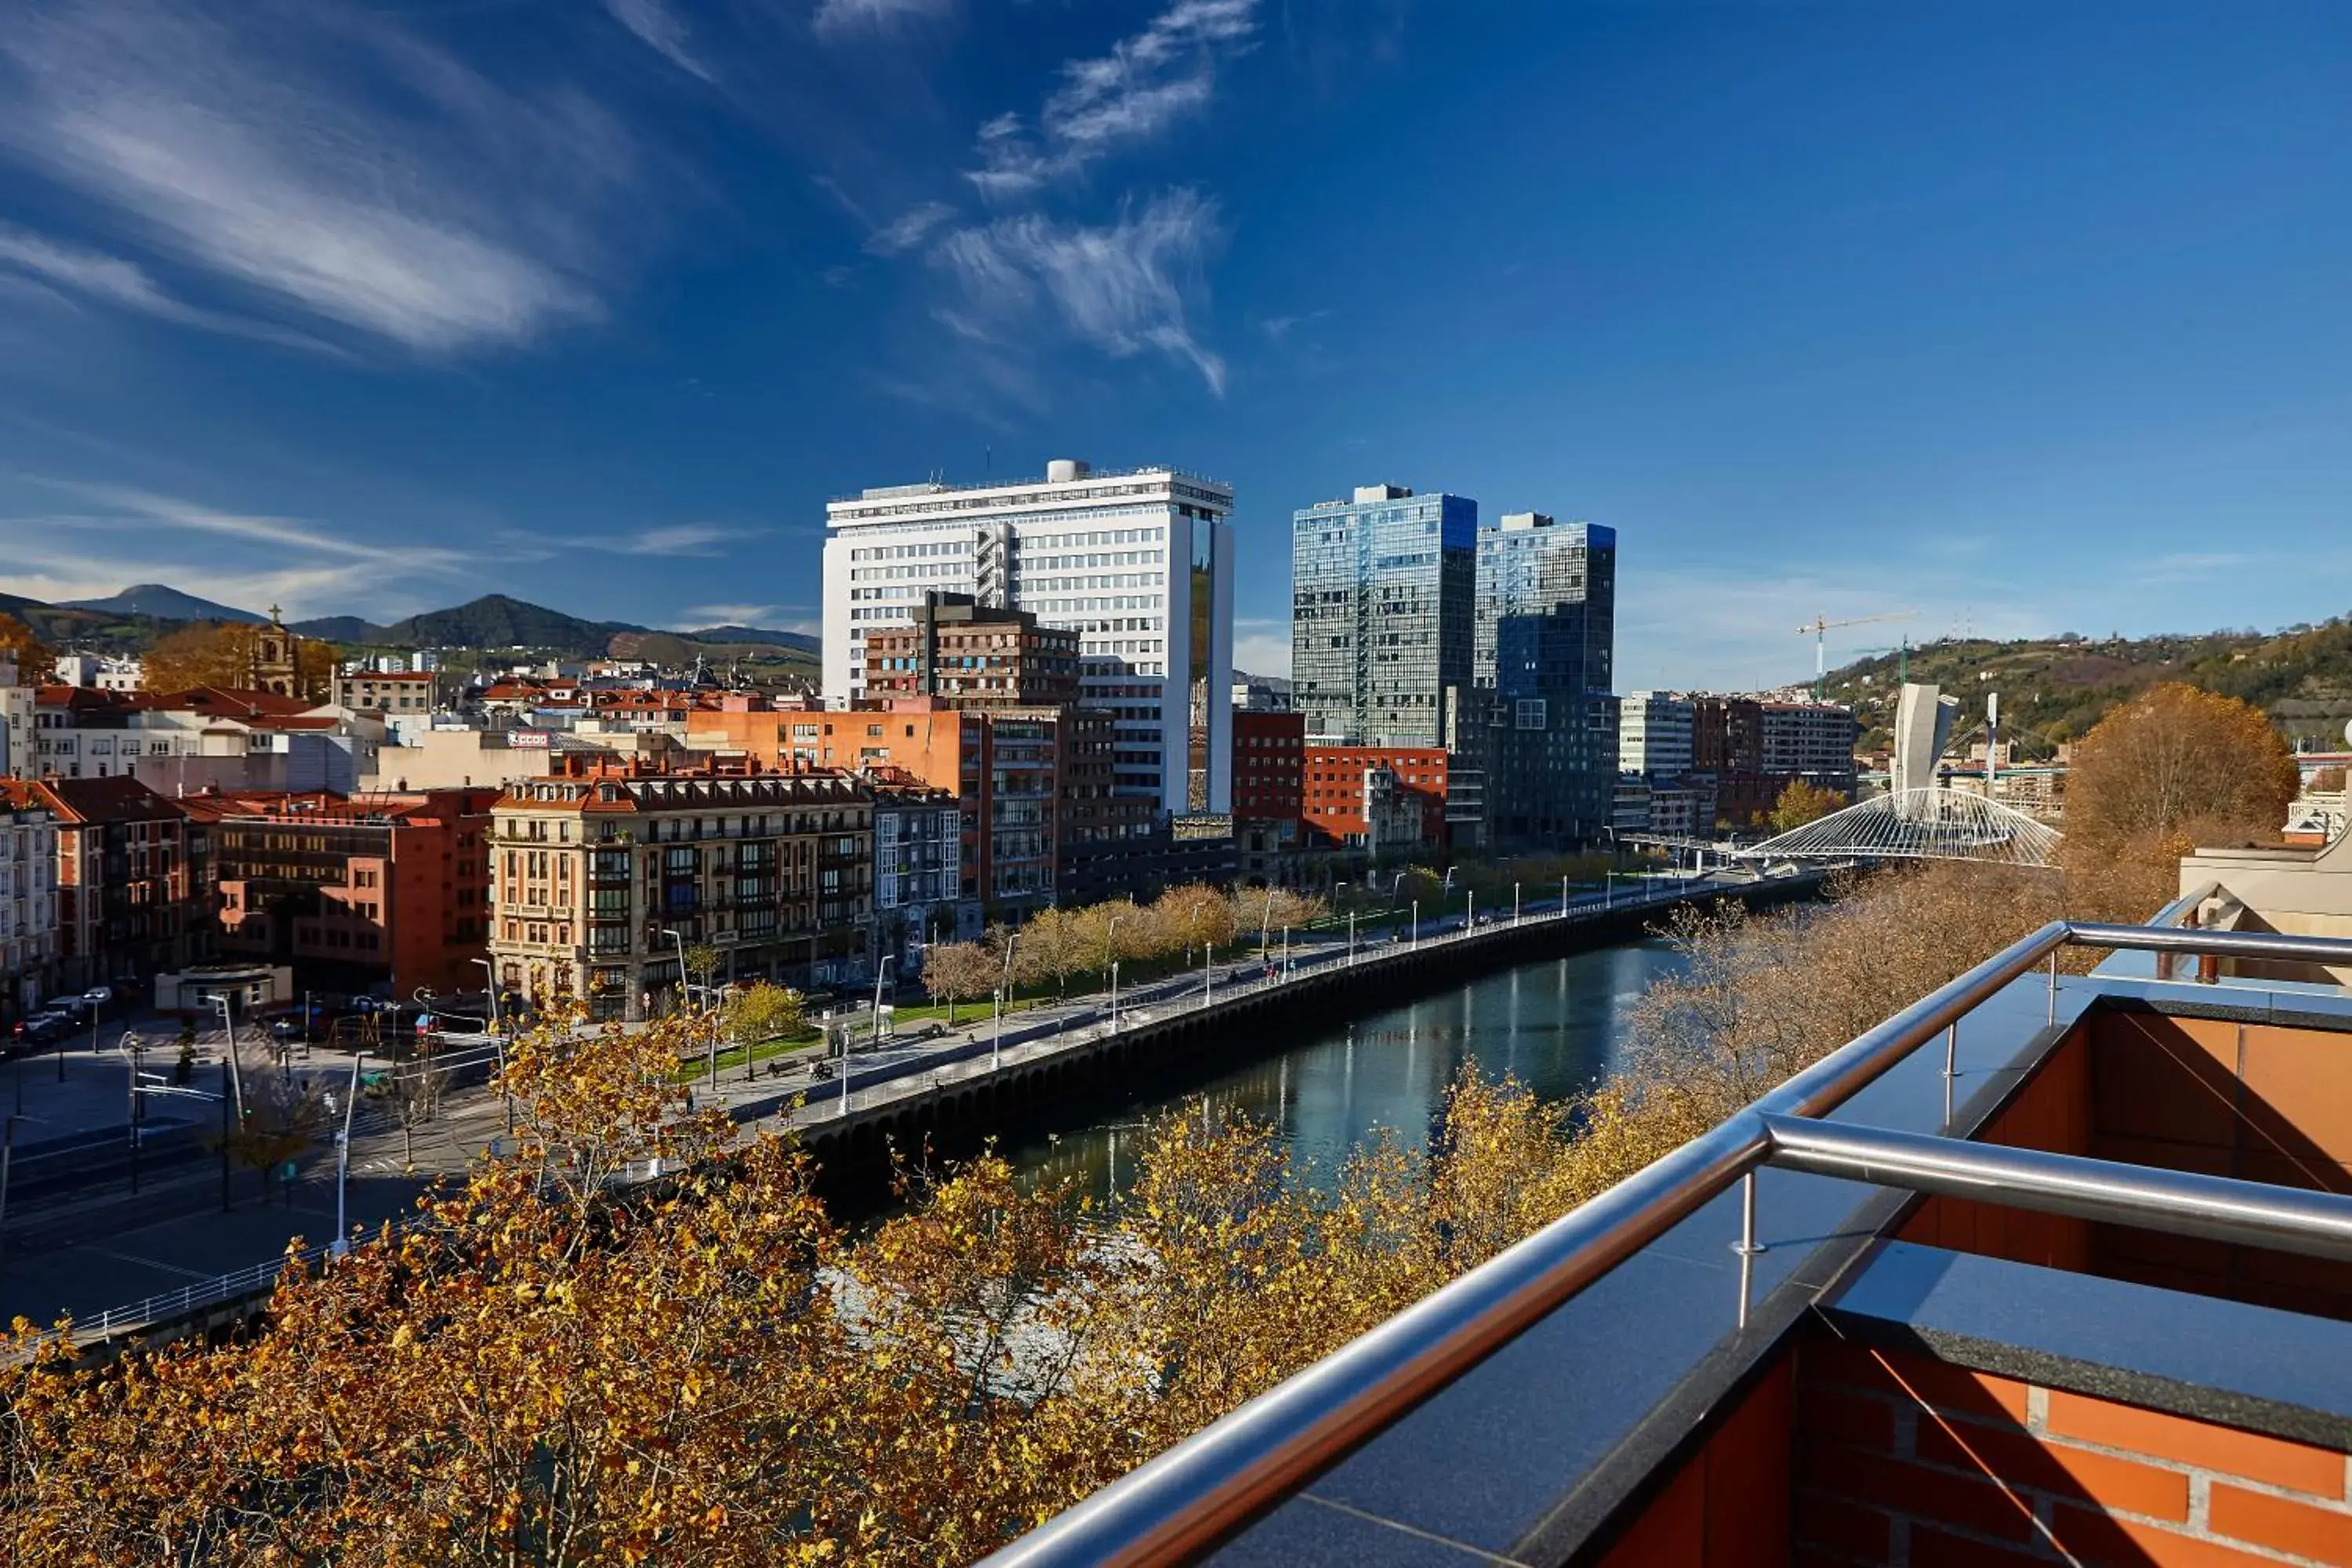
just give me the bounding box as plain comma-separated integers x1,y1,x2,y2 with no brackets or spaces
989,899,2352,1568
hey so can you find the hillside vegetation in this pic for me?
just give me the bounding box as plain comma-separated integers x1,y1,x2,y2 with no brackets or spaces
1826,617,2352,753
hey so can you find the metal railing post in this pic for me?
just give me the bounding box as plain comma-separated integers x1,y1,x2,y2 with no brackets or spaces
1732,1170,1766,1330
2047,951,2058,1025
1942,1022,1958,1127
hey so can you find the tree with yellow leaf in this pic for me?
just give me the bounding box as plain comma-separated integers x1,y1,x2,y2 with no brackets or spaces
0,612,54,684
141,620,336,699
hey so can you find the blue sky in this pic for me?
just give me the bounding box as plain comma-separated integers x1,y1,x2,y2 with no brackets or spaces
0,1,2347,688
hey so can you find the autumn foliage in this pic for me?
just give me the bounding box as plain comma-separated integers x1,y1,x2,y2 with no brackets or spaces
2056,681,2300,917
141,621,337,700
1766,777,1846,834
0,1004,1668,1566
924,883,1329,1014
0,612,55,684
0,710,2225,1564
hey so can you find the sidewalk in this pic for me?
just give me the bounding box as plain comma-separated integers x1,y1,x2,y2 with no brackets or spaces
0,876,1737,1329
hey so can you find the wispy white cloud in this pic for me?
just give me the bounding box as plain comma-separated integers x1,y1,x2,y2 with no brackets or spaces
620,524,749,557
0,0,643,355
0,226,333,352
499,521,755,559
603,0,715,82
813,0,956,40
865,200,956,256
678,604,807,630
932,190,1228,392
45,480,466,572
968,0,1258,198
0,477,472,618
1258,308,1328,343
2132,551,2256,586
0,546,388,619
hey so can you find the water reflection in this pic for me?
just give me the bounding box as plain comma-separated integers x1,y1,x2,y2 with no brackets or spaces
1004,940,1685,1203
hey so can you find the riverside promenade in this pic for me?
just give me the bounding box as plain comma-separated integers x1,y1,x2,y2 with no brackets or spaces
4,868,1828,1349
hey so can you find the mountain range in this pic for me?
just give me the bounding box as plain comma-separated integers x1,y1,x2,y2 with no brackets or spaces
60,583,269,624
0,586,819,662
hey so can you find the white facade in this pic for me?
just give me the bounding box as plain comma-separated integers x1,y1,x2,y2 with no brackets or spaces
1,797,58,1016
51,653,143,691
31,702,385,792
0,658,32,780
1892,682,1959,797
823,459,1236,813
1619,690,1695,777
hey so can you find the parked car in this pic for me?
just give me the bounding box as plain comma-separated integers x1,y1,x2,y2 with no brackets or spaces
20,1014,74,1045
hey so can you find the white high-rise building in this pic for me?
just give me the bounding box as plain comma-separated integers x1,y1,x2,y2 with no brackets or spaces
823,458,1235,813
1619,691,1695,777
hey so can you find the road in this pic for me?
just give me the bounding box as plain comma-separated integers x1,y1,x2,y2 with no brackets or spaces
0,872,1751,1331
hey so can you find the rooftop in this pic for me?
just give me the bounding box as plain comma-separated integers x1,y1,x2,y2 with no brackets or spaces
828,459,1232,513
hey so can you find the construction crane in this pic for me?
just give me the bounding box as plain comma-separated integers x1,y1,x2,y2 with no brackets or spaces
1797,611,1915,700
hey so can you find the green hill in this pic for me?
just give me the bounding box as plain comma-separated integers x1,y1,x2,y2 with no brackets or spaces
1825,619,2352,753
368,595,645,657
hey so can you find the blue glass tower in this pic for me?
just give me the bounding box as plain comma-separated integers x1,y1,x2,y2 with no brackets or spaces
1472,513,1618,848
1290,485,1479,746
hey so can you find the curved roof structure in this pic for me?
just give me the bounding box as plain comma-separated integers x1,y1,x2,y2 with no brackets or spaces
1737,786,2063,867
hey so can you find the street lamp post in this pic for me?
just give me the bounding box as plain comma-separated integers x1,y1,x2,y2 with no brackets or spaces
1411,901,1419,950
126,1036,140,1195
663,927,691,1014
1348,910,1357,966
1514,882,1521,926
870,956,894,1052
1105,912,1127,1029
1203,942,1214,1006
212,994,245,1123
471,956,511,1134
1561,873,1570,916
332,1050,360,1257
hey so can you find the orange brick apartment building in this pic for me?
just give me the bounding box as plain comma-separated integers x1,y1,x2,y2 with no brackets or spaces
184,787,499,998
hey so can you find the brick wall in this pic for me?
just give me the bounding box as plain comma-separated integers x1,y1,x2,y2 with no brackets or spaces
1900,1019,2094,1272
1795,1332,2352,1566
1899,1011,2352,1321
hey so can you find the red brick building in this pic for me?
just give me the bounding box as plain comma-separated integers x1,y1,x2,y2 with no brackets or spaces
183,786,499,998
1301,743,1449,851
1,775,214,990
1232,710,1306,827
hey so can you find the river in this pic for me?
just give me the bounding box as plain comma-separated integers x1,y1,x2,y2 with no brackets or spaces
1000,938,1688,1201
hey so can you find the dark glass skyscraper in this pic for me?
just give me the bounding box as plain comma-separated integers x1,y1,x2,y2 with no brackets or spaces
1472,513,1619,848
1290,485,1478,746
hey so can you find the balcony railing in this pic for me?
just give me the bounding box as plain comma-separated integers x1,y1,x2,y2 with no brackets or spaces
979,916,2352,1568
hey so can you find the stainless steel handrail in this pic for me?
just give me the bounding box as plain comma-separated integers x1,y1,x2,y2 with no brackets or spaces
1762,1114,2352,1263
2071,921,2352,967
978,917,2352,1568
